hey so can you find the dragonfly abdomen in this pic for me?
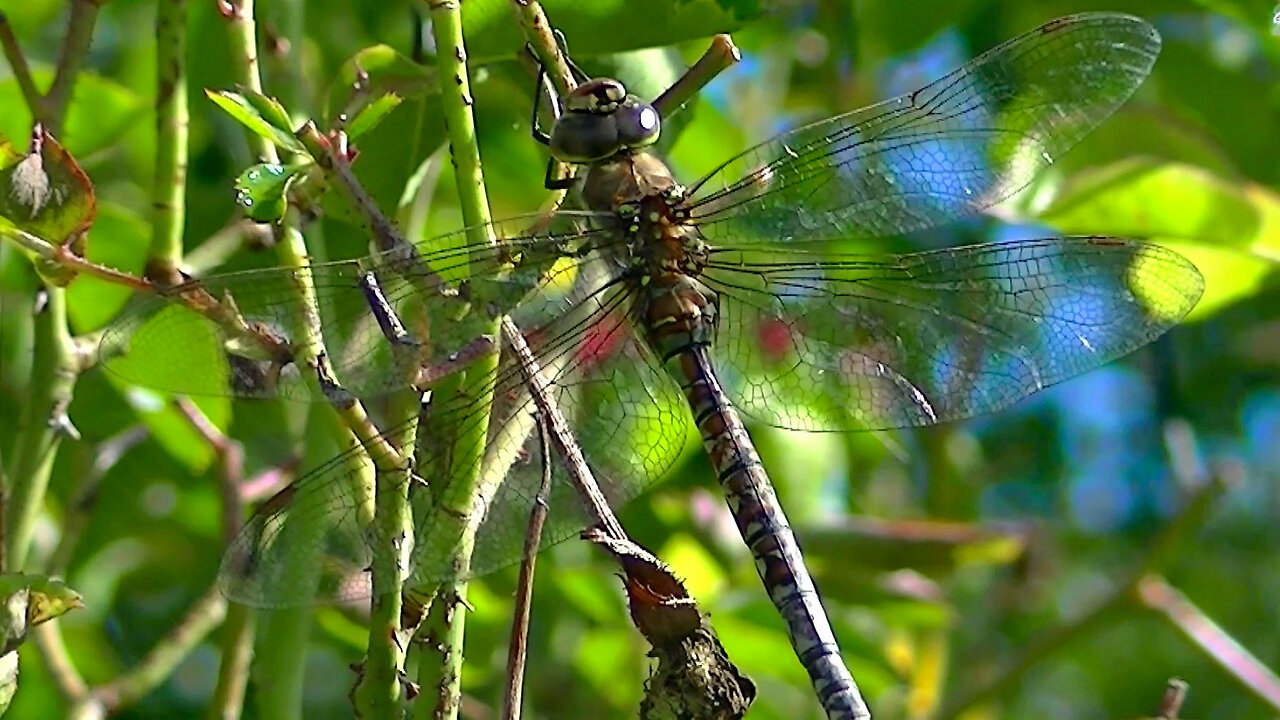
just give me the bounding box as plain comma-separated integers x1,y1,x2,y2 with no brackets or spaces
640,273,719,362
667,346,871,720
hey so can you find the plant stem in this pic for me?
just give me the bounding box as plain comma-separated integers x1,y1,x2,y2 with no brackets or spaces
415,2,499,718
4,289,78,570
508,0,575,97
31,622,89,704
0,12,40,115
44,0,100,132
353,394,420,718
209,604,255,720
224,0,273,163
149,0,190,284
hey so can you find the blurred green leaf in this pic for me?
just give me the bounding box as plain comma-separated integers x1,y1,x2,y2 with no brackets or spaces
206,89,305,154
0,71,147,159
657,533,727,602
67,203,149,332
1040,158,1261,246
346,93,403,140
331,45,436,111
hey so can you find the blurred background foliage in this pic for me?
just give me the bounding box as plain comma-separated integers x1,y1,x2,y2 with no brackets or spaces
1,0,1278,718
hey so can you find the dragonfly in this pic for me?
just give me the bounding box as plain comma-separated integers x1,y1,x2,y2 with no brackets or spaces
100,13,1202,719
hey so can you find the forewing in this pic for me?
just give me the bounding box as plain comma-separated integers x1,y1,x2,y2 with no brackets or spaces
99,213,615,400
682,13,1160,244
703,238,1203,431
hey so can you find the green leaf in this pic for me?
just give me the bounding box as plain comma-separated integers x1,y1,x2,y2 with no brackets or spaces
0,130,96,255
1039,158,1261,246
345,93,403,140
206,89,305,154
240,88,295,134
1038,158,1280,321
334,45,436,104
234,163,303,222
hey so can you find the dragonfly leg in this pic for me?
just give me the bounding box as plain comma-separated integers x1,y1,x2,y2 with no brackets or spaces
529,63,557,147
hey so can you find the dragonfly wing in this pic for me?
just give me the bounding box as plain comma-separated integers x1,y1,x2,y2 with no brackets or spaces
218,442,390,607
407,258,690,584
682,13,1160,244
703,238,1203,431
99,214,616,400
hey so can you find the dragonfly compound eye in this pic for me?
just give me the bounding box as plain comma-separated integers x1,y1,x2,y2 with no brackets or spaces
613,97,661,150
549,111,623,163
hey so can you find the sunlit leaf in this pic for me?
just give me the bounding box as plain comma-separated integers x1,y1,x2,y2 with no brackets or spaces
1039,158,1260,246
206,89,305,154
345,93,403,140
657,533,727,602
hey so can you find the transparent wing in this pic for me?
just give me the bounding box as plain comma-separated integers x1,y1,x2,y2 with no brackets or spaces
702,238,1203,432
99,212,619,400
218,438,388,606
407,255,690,584
219,253,691,604
681,13,1160,244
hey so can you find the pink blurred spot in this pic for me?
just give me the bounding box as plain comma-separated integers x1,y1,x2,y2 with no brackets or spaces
758,317,795,364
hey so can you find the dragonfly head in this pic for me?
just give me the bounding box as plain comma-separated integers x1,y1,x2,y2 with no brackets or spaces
550,78,661,164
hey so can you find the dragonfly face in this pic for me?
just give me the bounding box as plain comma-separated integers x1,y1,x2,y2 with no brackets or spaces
548,78,662,164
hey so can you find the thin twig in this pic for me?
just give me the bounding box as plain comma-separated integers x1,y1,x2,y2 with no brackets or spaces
1138,576,1280,713
172,400,257,720
652,34,740,119
0,11,41,114
501,412,554,720
508,0,575,97
90,586,229,711
31,622,89,704
44,0,101,132
500,316,625,538
46,426,149,574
